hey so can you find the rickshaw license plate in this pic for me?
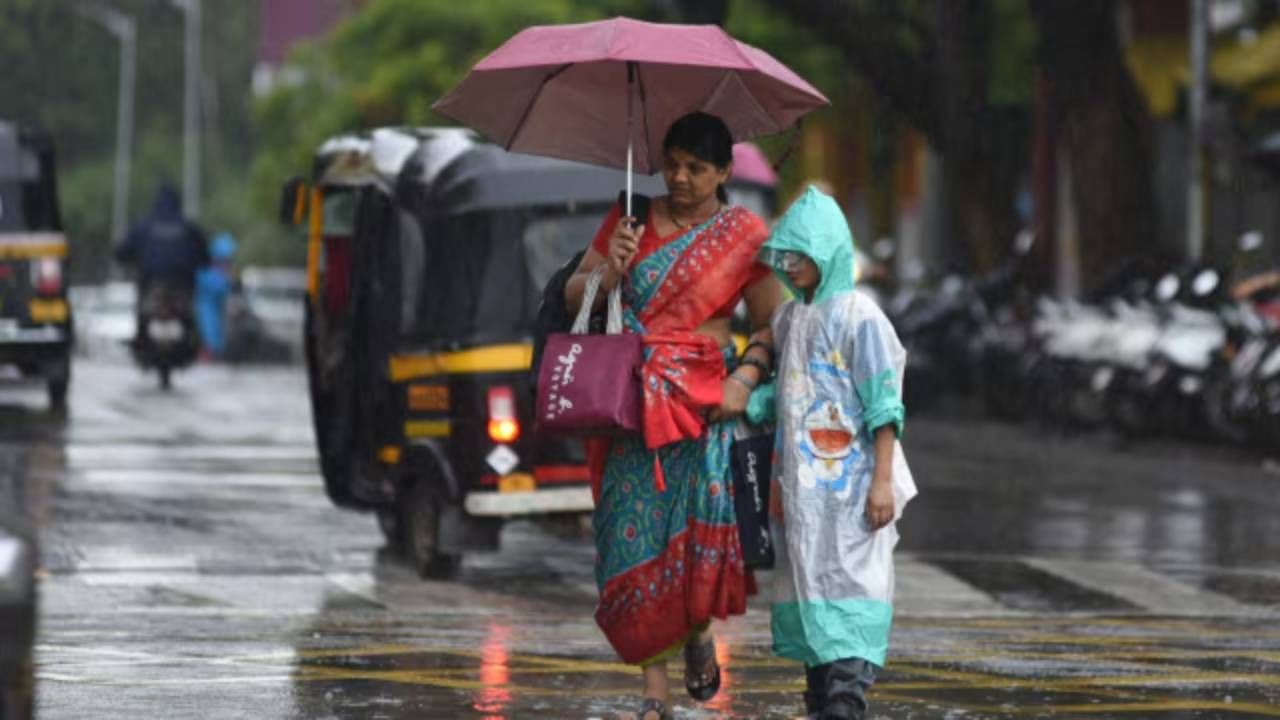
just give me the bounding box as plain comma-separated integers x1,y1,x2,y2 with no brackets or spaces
498,473,536,493
148,320,183,341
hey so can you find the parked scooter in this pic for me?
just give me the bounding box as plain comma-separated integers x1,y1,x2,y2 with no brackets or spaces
892,231,1036,414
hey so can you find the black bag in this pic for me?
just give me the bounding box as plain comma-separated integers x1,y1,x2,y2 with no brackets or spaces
731,431,775,570
531,249,588,390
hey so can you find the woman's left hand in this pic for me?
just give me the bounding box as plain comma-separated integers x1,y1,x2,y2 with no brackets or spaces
707,375,750,424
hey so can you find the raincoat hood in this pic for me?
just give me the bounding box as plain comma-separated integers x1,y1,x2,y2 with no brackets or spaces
210,232,237,260
152,185,182,221
761,185,857,304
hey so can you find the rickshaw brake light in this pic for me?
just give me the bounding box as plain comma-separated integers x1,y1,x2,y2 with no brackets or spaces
487,386,520,443
33,258,62,295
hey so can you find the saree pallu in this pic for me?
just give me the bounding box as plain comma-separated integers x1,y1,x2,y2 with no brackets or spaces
592,207,768,665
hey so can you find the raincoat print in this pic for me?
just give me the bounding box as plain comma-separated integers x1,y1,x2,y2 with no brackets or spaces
761,187,919,668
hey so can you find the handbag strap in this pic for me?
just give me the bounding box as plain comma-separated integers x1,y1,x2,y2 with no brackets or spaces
571,265,625,335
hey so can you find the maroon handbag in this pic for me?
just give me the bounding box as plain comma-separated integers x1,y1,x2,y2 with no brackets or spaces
537,266,643,434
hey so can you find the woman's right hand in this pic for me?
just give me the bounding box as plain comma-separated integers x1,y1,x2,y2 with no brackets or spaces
607,217,644,275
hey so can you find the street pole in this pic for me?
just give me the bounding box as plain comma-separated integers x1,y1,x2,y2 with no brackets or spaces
75,6,136,245
172,0,202,219
1188,0,1209,261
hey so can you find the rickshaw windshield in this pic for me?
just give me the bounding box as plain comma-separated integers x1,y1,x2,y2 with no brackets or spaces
521,212,605,297
0,149,58,233
322,190,357,235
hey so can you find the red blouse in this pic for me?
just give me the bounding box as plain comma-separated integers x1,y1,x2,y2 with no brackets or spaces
590,203,769,318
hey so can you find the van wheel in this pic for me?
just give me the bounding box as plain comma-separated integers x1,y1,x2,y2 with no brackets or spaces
376,508,401,548
47,377,68,410
402,480,460,580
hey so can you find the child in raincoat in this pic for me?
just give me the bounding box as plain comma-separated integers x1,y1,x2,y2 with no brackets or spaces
758,186,918,720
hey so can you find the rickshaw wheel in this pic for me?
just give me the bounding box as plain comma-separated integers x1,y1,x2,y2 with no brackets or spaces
402,479,461,580
47,378,68,410
376,508,401,548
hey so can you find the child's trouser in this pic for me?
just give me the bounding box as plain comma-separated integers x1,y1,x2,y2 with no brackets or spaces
804,658,876,718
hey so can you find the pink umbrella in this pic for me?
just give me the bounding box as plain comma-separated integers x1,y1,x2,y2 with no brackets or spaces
433,17,827,214
732,143,779,187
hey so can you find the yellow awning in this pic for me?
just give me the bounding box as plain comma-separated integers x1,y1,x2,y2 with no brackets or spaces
1126,23,1280,117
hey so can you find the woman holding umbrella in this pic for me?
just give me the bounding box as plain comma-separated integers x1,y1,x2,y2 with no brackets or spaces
564,111,785,718
434,18,829,717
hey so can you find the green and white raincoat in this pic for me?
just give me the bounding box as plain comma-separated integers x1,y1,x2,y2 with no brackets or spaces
761,186,918,668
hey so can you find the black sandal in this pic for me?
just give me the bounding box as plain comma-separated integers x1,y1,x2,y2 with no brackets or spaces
636,697,673,720
683,635,722,702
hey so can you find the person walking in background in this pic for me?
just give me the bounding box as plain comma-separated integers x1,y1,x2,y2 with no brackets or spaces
195,232,237,360
758,186,918,720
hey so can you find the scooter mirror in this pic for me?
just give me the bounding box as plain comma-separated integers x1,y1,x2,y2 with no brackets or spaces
1238,230,1264,252
1192,269,1220,297
1155,275,1180,302
1014,230,1035,255
872,237,896,262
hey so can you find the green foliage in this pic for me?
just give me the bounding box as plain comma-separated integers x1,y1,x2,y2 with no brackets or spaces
724,0,870,194
0,0,261,281
988,0,1037,107
250,0,627,223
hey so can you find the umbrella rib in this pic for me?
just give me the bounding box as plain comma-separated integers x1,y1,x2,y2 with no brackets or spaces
506,63,573,152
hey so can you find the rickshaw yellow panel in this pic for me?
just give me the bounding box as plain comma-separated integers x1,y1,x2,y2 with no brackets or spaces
389,344,533,382
0,241,68,260
404,420,452,438
28,299,68,323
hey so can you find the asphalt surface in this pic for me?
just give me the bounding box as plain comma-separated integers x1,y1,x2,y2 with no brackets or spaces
2,358,1279,719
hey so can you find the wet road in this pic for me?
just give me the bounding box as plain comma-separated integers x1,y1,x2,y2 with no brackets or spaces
2,359,1279,719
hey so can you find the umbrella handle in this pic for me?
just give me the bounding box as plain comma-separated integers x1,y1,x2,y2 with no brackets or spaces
625,62,635,220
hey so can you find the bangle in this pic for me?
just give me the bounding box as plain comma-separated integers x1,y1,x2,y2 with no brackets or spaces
738,356,771,379
727,372,757,391
744,340,776,368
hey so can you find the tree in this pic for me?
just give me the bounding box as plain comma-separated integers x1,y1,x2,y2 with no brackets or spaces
0,0,262,279
1029,0,1162,290
764,0,1156,289
250,0,630,220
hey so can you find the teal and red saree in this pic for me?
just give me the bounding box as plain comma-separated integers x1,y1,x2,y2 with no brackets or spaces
588,205,769,665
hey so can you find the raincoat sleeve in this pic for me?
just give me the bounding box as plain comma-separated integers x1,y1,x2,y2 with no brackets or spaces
851,305,906,438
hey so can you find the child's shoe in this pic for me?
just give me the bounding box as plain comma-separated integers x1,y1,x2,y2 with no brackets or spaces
817,658,875,720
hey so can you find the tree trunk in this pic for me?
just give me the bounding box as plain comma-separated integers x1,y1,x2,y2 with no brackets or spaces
1031,0,1163,295
933,0,1027,272
762,0,1026,274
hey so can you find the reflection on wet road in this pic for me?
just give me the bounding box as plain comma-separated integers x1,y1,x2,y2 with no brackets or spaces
2,359,1278,718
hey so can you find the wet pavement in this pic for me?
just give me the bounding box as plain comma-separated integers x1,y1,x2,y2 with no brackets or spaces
2,359,1279,718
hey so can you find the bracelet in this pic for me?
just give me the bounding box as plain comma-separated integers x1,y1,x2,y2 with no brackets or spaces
738,356,771,379
727,372,757,391
743,340,776,368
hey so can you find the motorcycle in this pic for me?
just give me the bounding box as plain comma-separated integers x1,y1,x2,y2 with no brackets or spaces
130,283,199,389
893,231,1036,414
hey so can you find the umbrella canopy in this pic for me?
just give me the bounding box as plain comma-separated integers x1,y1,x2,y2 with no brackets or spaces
433,17,828,175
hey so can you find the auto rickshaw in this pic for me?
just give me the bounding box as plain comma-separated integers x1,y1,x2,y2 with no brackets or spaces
0,120,71,409
282,127,779,578
282,127,668,577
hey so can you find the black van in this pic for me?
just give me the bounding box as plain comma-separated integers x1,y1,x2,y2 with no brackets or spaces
282,128,665,577
0,121,71,408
